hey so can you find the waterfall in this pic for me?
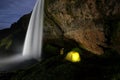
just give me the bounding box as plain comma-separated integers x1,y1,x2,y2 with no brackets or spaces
23,0,44,59
0,0,44,70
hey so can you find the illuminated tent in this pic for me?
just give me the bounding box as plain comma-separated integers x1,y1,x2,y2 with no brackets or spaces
65,51,81,62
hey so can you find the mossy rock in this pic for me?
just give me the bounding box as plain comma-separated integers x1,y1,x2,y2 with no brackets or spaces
42,44,60,59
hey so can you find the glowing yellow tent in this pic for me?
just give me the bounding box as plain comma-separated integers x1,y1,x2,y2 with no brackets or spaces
65,51,81,62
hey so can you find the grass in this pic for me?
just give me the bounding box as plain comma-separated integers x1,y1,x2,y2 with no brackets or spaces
3,48,119,80
0,35,13,50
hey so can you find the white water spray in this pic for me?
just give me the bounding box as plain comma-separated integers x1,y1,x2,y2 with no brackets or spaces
23,0,44,59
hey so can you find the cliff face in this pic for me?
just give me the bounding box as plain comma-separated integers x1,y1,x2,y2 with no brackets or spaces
0,0,119,55
45,0,120,54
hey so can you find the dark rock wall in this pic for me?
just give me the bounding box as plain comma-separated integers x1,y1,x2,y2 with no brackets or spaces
45,0,120,54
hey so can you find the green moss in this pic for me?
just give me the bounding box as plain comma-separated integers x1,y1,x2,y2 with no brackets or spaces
112,22,120,38
112,73,120,80
72,48,82,54
45,0,55,5
0,35,13,49
44,44,59,54
5,40,12,49
111,22,120,45
9,53,120,80
43,44,60,58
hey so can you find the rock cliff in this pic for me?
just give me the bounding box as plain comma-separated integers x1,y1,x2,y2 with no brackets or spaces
0,0,119,55
45,0,120,54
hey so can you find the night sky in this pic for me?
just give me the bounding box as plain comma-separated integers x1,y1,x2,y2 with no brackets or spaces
0,0,37,29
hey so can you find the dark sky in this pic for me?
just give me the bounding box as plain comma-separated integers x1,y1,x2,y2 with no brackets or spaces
0,0,37,29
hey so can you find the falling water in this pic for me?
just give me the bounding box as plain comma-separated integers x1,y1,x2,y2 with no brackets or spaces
23,0,44,60
0,0,44,70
